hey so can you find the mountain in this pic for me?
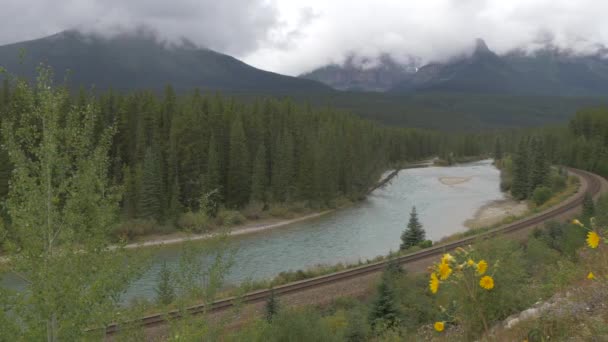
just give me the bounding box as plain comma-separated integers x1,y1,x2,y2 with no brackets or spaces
0,30,331,94
502,47,608,96
390,39,608,96
300,54,417,92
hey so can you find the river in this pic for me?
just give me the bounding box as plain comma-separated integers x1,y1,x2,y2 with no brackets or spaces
1,159,505,302
123,159,504,300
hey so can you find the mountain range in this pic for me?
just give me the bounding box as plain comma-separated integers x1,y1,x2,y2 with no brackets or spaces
0,30,330,94
300,54,417,92
306,39,608,97
1,32,608,130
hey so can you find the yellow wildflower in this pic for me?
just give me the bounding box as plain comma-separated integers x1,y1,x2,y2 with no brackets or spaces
572,219,584,227
434,321,445,332
441,253,454,264
476,260,488,275
587,231,600,249
479,275,495,290
587,272,595,280
467,258,475,266
429,273,439,294
438,261,453,280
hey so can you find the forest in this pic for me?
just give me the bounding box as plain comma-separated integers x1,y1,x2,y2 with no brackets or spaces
0,76,493,239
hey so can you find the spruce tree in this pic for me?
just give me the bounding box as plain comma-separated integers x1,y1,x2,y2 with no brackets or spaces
227,117,250,208
205,134,222,202
494,137,503,161
0,144,10,202
155,262,175,306
512,139,530,200
400,206,425,250
139,147,162,221
582,192,595,218
369,271,400,329
265,289,280,322
250,143,268,203
529,137,549,192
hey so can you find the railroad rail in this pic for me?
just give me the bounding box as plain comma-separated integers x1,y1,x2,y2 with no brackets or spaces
104,167,603,335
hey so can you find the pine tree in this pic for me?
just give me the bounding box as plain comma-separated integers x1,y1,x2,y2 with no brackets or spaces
250,143,268,203
494,137,503,161
206,134,222,199
582,192,595,218
529,137,549,192
0,144,10,202
167,176,182,221
400,206,425,250
512,139,530,200
265,289,279,322
139,147,162,221
369,271,400,329
227,117,250,208
155,262,175,306
121,165,138,219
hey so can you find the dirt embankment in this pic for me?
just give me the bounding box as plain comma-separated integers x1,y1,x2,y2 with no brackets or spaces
465,199,528,229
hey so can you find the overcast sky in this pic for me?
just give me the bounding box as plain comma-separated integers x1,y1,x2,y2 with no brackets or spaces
2,0,608,75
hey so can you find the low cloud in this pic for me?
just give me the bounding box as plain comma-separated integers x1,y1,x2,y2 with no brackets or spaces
2,1,608,75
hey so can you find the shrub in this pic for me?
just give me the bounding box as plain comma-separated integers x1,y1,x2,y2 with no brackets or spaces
268,204,292,218
216,209,246,226
549,173,567,193
111,219,160,241
418,240,433,249
242,201,266,220
177,211,211,233
532,186,552,206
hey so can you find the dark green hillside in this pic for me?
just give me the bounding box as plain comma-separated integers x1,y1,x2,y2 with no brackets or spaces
0,30,331,94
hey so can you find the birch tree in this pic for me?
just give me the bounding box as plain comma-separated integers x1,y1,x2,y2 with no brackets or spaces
0,68,142,341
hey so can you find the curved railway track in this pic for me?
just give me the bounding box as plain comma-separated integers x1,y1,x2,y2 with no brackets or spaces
104,167,603,335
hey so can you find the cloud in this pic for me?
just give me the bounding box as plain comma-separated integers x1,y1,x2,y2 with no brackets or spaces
0,0,279,56
2,1,608,75
244,0,608,75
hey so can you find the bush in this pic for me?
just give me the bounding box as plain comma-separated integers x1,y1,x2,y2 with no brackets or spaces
549,173,567,193
111,219,161,240
216,209,246,226
177,211,211,233
532,186,552,206
268,204,292,218
242,201,266,220
418,240,433,249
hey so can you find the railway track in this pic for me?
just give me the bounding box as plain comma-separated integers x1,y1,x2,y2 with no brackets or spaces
104,167,603,335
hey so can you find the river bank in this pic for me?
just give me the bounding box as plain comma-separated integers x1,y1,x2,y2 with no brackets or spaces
124,162,417,249
465,198,528,229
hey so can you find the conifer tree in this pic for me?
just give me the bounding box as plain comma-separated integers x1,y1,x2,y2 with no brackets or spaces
265,289,280,322
0,144,10,202
369,271,400,329
227,117,250,208
529,137,549,192
494,137,503,161
400,206,425,250
206,134,222,198
155,262,175,306
250,143,268,203
512,139,530,200
121,165,137,219
139,147,162,221
582,192,595,218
